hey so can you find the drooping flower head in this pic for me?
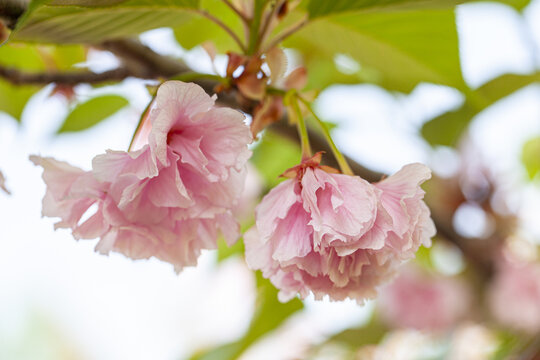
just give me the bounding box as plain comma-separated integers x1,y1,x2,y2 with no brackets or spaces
31,81,252,272
378,266,471,331
244,153,435,302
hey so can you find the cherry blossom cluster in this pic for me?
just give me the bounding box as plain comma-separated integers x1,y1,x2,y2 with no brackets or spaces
32,81,435,302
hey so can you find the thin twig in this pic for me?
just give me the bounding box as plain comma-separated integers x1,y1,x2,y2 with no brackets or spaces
196,9,247,53
261,16,308,54
222,0,250,24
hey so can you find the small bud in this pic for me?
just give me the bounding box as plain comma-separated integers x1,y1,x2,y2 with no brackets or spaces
266,47,288,84
251,95,283,137
236,73,266,100
284,67,307,90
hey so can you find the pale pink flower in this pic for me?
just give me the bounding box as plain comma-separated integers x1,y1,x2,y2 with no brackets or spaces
0,170,9,194
31,81,252,271
244,156,435,302
378,267,470,331
488,255,540,334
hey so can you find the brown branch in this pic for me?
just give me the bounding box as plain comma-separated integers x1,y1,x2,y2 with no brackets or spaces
0,66,133,85
100,39,189,78
0,0,26,29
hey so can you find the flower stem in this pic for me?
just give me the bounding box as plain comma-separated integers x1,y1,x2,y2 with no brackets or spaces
292,95,311,160
246,0,266,55
298,96,354,175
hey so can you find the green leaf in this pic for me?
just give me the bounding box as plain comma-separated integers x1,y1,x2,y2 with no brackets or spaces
251,131,301,188
477,72,540,103
492,0,531,10
306,0,466,18
12,0,199,44
522,136,540,180
191,273,303,360
48,44,87,70
286,8,466,93
421,72,540,147
173,0,244,52
420,104,476,147
305,0,532,17
58,95,128,133
326,320,387,350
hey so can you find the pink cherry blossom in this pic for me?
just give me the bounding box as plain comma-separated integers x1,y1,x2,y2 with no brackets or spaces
488,255,540,334
378,266,471,331
244,157,435,302
31,81,252,272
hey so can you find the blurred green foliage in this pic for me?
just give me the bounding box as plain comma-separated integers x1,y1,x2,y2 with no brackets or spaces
522,136,540,180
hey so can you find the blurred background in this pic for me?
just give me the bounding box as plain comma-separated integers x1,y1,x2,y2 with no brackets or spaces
1,0,540,359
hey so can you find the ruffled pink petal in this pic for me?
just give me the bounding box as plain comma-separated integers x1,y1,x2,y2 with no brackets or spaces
270,203,313,262
145,162,192,208
149,81,215,167
92,146,157,182
374,163,432,236
196,107,252,175
30,155,87,199
255,179,299,244
302,169,379,249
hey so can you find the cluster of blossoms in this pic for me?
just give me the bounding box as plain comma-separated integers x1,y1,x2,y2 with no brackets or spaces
32,81,252,272
33,80,435,302
244,153,436,302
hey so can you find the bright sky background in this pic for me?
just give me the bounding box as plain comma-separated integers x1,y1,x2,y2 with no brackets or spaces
1,1,540,359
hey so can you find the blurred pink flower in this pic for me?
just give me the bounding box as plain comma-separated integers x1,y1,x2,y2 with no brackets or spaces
489,255,540,334
31,81,252,272
379,267,471,331
244,156,435,302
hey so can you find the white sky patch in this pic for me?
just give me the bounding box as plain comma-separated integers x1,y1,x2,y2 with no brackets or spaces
457,2,536,88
